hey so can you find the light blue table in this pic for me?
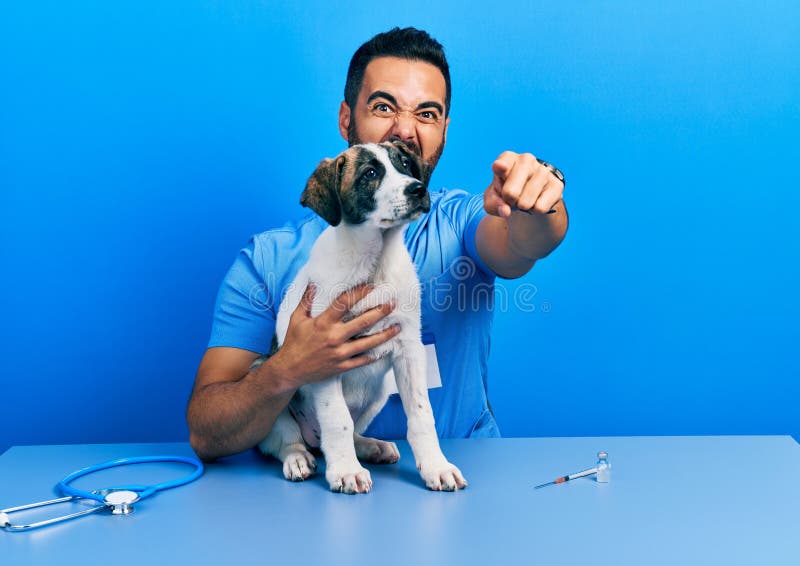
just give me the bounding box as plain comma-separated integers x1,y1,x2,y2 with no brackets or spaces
2,436,798,565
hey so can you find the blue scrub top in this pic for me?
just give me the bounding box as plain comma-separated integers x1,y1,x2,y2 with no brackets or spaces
208,189,501,439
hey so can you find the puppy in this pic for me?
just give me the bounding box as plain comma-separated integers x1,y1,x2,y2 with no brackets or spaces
257,141,467,494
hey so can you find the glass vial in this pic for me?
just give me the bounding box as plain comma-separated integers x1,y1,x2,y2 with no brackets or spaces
596,451,610,483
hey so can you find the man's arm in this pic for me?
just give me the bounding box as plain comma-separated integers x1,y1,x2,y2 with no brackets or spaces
475,151,568,279
187,284,400,461
187,346,293,461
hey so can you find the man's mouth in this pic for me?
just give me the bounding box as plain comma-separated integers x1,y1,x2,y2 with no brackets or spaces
400,140,421,157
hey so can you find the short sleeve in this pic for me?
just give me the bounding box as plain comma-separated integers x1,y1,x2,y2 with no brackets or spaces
437,190,495,278
460,193,494,277
207,237,276,354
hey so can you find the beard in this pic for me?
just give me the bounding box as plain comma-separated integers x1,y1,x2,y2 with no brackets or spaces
347,118,445,186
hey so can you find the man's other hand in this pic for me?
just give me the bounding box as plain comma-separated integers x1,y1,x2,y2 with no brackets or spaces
484,151,564,218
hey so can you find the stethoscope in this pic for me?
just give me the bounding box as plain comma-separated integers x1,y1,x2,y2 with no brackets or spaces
0,455,203,531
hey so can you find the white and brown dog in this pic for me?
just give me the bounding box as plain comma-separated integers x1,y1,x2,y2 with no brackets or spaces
257,141,467,494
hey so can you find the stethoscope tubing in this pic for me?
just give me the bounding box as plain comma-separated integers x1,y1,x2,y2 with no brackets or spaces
58,455,204,503
2,454,204,531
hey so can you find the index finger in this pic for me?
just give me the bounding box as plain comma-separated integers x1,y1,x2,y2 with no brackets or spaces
296,283,316,316
491,151,518,181
319,283,374,323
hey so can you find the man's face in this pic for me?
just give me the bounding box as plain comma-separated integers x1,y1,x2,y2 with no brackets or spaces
339,56,450,180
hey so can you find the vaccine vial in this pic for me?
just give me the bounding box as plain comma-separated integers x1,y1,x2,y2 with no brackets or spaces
596,451,610,483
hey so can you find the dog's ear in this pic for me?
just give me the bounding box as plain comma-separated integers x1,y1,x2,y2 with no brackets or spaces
300,155,344,226
391,140,427,186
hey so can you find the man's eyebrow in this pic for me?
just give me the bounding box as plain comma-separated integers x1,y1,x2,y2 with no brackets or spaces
366,91,398,106
366,91,444,115
414,101,444,115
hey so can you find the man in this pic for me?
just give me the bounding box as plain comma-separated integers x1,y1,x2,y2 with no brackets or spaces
187,27,567,461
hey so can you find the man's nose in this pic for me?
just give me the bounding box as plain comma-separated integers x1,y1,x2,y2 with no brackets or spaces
388,112,417,145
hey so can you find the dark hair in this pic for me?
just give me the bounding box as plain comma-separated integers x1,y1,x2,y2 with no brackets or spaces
344,27,451,116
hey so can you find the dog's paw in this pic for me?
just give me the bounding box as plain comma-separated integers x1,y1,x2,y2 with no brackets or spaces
418,460,468,491
354,435,400,464
280,448,318,482
326,465,373,494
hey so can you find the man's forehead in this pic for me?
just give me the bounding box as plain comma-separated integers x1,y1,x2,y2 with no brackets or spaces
358,56,446,106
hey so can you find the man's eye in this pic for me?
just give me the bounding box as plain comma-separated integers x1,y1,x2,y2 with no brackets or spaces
372,103,394,116
417,111,439,123
364,168,377,179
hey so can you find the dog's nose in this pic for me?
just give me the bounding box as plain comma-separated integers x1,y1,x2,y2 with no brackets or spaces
404,181,426,199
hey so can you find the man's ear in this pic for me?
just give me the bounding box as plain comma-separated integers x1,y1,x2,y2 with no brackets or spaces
338,101,351,142
300,156,344,226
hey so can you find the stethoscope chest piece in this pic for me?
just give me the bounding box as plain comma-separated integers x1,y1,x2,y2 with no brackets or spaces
103,490,140,515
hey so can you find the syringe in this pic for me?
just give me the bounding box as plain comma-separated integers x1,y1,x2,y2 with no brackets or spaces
534,466,598,489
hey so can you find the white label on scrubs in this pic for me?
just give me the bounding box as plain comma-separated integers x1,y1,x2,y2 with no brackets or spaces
384,342,442,395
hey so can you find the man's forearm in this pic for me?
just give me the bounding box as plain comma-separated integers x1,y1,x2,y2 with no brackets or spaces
187,359,296,461
508,200,569,260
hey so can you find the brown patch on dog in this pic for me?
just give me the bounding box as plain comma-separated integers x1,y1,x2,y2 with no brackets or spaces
385,141,425,184
300,155,345,226
340,147,383,224
302,146,385,226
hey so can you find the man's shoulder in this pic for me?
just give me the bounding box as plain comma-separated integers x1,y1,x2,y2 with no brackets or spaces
428,187,476,207
423,187,485,232
246,214,328,259
428,187,484,218
240,214,326,280
251,213,326,243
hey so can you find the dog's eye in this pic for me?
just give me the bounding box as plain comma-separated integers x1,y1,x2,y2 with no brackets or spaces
364,168,377,180
400,157,409,169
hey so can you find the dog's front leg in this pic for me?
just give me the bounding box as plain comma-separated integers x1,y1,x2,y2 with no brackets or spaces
311,377,373,494
393,341,468,491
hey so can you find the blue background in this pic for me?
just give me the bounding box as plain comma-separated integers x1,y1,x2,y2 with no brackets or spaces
1,1,798,454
